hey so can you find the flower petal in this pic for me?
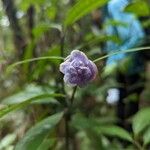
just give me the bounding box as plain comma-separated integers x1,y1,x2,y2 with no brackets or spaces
59,62,70,73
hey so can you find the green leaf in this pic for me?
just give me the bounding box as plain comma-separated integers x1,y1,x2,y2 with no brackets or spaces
64,0,108,26
124,1,150,17
143,127,150,146
0,93,65,119
132,107,150,135
93,46,150,63
15,112,64,150
94,125,133,142
2,84,54,104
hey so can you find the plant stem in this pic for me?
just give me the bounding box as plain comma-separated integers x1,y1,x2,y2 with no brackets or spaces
65,113,70,150
65,86,78,150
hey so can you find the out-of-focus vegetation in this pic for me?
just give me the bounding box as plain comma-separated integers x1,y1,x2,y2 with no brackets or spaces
0,0,150,150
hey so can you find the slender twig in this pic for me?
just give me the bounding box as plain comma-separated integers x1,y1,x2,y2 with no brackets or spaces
65,86,78,150
59,28,71,150
65,112,70,150
6,56,64,74
93,46,150,63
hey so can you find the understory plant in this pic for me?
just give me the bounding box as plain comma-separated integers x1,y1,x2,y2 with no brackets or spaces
0,0,150,150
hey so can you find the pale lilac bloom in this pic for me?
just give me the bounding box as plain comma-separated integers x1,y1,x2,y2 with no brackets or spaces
60,50,98,87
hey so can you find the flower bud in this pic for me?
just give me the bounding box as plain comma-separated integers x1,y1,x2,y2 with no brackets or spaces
60,50,98,87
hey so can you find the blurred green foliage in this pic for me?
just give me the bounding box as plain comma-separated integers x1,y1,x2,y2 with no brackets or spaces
0,0,150,150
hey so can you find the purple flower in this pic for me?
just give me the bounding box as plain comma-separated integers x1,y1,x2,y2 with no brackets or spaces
60,50,98,87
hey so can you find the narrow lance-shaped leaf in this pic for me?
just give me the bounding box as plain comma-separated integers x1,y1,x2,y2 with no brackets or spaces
1,84,55,104
15,112,64,150
0,93,65,119
64,0,108,27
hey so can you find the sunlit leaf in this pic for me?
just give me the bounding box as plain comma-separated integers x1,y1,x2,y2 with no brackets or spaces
124,1,150,16
64,0,108,26
15,112,64,150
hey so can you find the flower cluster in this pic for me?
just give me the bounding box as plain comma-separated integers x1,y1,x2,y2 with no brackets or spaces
60,50,98,87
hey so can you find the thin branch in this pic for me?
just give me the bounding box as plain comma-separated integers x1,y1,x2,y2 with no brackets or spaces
64,86,77,150
65,113,70,150
93,46,150,63
7,56,64,70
